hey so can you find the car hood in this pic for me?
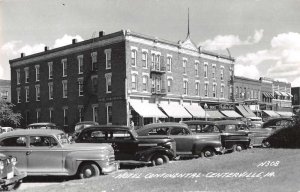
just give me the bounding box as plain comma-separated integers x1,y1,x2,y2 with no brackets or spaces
136,135,174,142
63,143,113,150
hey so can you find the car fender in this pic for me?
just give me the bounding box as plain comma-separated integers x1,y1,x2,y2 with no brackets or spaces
135,146,175,162
192,140,222,154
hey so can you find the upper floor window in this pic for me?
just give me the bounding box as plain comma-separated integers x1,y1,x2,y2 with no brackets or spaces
142,76,148,91
35,85,40,101
78,78,84,96
25,87,29,102
91,76,98,94
183,81,188,95
213,84,217,97
131,74,137,90
183,59,187,74
221,85,224,98
48,62,53,79
151,54,155,69
91,52,98,71
105,73,112,93
167,56,172,72
17,88,21,103
78,106,84,122
195,62,199,76
62,80,67,98
131,49,137,67
24,67,29,83
204,83,208,97
49,108,54,123
142,51,148,68
195,82,200,96
36,110,41,123
62,59,67,77
105,49,111,69
156,77,161,92
16,69,20,85
93,105,99,123
220,68,224,80
167,79,172,92
204,63,208,78
78,55,83,74
155,55,160,70
48,82,53,100
212,65,216,78
106,104,112,124
35,65,40,82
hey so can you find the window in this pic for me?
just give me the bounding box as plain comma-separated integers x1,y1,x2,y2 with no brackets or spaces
78,78,84,96
167,79,172,92
48,62,53,79
63,107,68,126
62,80,67,98
131,49,137,67
62,59,67,77
17,88,21,103
221,85,224,98
236,86,239,98
78,106,84,122
24,67,29,83
106,104,112,124
93,105,98,122
105,49,111,69
91,76,98,94
155,55,160,71
141,51,148,68
49,108,54,123
183,81,188,95
132,74,137,90
91,52,97,71
35,65,40,81
170,127,189,135
167,56,172,72
156,77,161,92
213,84,217,97
142,76,148,91
204,83,208,97
183,59,187,74
105,73,112,93
220,68,224,80
30,136,57,147
35,85,40,101
78,55,83,74
36,110,40,123
48,82,53,100
212,65,216,78
204,63,208,78
25,86,29,102
151,54,155,69
195,82,200,96
0,137,27,147
195,63,199,76
16,69,20,85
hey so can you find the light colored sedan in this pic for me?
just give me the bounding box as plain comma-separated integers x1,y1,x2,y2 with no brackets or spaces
0,129,118,179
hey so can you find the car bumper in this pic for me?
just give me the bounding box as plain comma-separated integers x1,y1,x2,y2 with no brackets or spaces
215,147,226,154
102,162,119,175
0,172,27,186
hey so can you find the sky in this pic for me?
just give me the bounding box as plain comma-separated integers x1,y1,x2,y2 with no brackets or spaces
1,0,300,86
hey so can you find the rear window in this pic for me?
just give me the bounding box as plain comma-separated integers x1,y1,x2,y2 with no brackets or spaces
0,136,27,147
148,127,169,135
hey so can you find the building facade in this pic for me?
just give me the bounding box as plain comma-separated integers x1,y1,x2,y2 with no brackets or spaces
0,80,11,102
10,30,235,131
270,78,292,111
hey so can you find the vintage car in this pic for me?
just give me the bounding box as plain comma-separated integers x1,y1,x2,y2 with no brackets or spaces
73,121,99,139
247,117,263,128
182,120,252,151
75,125,176,166
262,117,296,130
26,122,59,130
0,129,118,179
136,123,225,158
0,153,26,190
0,127,14,134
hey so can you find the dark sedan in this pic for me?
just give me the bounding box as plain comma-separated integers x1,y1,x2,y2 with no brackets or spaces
262,117,296,130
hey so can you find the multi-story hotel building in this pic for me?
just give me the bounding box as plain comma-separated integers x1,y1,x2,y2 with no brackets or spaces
10,30,235,131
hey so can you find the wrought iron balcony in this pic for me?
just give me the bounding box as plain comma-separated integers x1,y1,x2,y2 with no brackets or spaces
151,88,167,95
150,65,166,74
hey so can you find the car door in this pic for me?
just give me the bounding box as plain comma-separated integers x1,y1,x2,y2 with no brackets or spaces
168,127,194,155
0,136,28,172
27,136,63,174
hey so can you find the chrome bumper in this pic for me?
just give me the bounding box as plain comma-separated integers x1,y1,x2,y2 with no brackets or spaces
102,162,119,175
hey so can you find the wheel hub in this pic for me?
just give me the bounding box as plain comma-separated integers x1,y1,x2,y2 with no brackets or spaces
155,157,164,165
84,168,93,178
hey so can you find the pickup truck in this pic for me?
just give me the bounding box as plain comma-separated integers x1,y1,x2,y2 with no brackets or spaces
136,122,225,158
75,125,176,166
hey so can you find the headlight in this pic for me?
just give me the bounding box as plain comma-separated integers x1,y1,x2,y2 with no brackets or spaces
0,161,4,170
165,142,172,149
11,157,17,166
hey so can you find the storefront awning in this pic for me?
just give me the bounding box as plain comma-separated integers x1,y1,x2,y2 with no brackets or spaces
243,105,257,117
205,110,225,119
236,105,252,117
276,111,295,117
183,104,206,118
130,101,167,118
159,104,192,118
263,92,274,98
274,91,282,96
221,110,242,118
263,110,280,117
268,93,274,98
280,92,289,97
287,93,293,97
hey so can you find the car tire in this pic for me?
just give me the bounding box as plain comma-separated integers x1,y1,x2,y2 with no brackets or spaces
201,148,216,158
232,144,243,152
79,163,100,179
151,154,169,166
2,180,22,191
262,141,271,148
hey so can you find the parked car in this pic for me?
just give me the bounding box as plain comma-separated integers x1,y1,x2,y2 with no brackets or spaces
182,120,252,151
73,121,99,139
262,117,296,130
136,123,225,158
247,117,263,128
75,125,176,166
0,127,14,134
26,122,59,130
0,129,118,179
0,153,26,190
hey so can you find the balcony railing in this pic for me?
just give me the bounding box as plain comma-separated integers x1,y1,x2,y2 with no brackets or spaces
151,88,166,95
150,65,166,73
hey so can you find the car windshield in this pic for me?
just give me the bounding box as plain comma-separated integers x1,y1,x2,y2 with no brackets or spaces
56,133,69,145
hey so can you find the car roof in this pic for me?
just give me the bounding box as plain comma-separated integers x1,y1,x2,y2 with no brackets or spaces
27,122,56,126
142,122,188,129
182,120,215,125
75,121,99,125
81,125,132,132
214,120,246,125
0,129,64,138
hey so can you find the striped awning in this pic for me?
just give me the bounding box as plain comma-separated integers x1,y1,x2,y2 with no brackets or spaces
159,104,192,118
263,110,280,117
287,93,293,97
183,104,206,118
280,92,289,97
220,110,242,118
205,110,225,118
130,101,167,118
274,91,282,96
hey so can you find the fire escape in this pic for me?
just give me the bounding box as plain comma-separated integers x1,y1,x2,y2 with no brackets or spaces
150,55,167,96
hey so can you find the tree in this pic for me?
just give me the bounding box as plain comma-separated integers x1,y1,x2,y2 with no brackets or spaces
0,100,22,127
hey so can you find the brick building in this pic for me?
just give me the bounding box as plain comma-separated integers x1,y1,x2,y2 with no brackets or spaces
10,30,236,131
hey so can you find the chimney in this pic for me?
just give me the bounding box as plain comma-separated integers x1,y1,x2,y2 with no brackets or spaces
44,46,49,51
99,31,105,37
21,53,25,58
72,39,77,44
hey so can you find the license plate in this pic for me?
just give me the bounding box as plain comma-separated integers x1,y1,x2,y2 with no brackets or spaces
7,171,14,179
